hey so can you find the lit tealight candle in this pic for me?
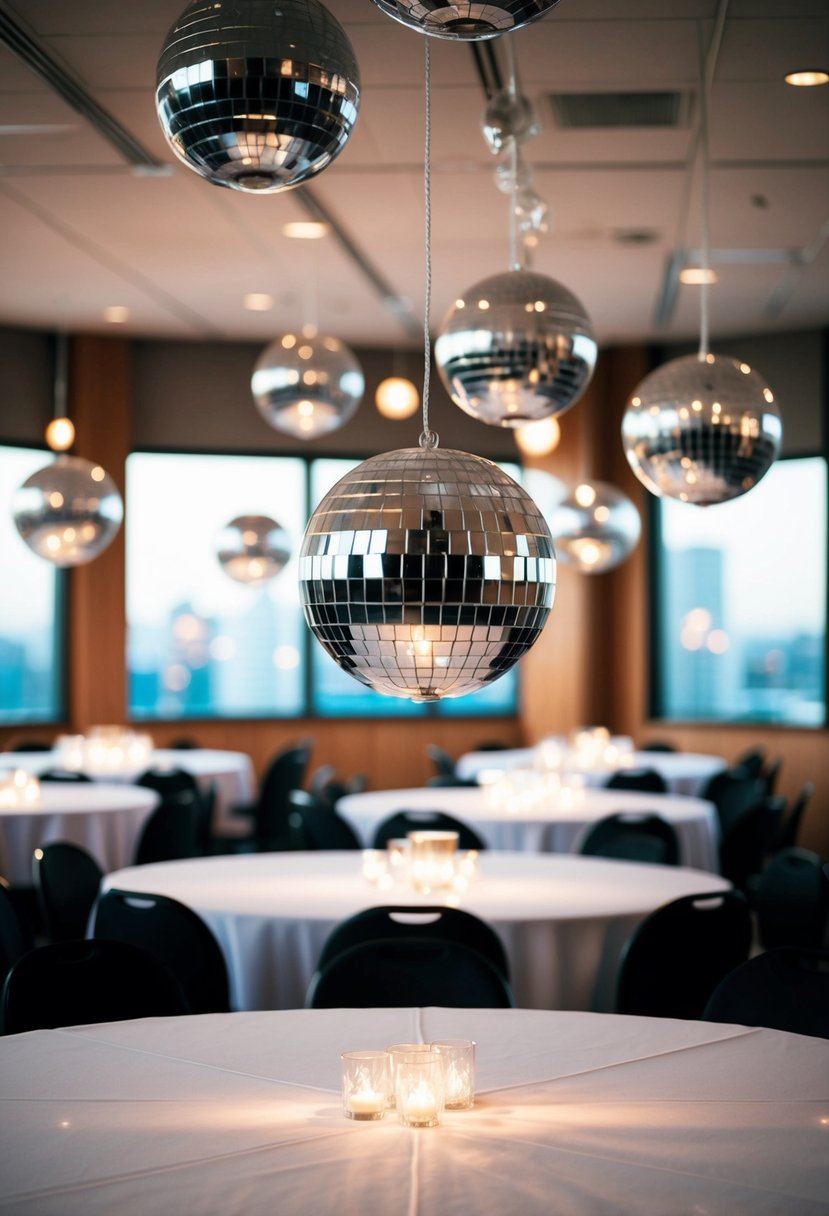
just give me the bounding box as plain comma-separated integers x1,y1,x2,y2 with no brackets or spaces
341,1050,389,1122
401,1082,438,1126
346,1089,387,1120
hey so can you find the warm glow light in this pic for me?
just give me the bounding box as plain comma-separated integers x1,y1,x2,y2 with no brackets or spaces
282,220,329,239
514,416,560,457
785,70,829,87
375,376,420,420
707,629,730,654
273,644,300,670
103,305,130,323
679,267,718,285
45,417,75,452
574,483,597,508
244,293,274,311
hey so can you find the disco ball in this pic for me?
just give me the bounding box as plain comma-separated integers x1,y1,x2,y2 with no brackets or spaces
299,446,555,702
12,455,123,567
251,332,364,438
548,481,641,574
216,515,291,585
621,354,783,506
434,269,597,427
369,0,561,39
156,0,360,193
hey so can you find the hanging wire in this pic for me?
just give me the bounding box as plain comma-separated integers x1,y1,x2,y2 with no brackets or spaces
508,137,522,272
696,0,729,360
419,38,438,450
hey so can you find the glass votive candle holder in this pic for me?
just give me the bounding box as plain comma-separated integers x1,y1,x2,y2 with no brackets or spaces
386,1042,432,1108
386,837,410,881
394,1049,445,1128
341,1050,389,1121
361,849,388,885
432,1039,476,1110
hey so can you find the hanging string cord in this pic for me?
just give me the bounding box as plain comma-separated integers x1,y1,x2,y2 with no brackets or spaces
697,0,729,361
420,37,437,449
54,332,68,418
509,138,521,271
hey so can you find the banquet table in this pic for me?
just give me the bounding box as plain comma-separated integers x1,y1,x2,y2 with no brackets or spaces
1,1006,826,1216
456,746,726,795
337,785,720,872
0,783,159,884
100,851,730,1013
7,748,255,836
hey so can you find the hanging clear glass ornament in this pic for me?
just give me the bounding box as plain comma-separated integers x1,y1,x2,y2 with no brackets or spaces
548,481,641,573
252,330,364,439
483,89,539,153
369,0,561,40
156,0,360,194
12,455,123,567
216,515,291,585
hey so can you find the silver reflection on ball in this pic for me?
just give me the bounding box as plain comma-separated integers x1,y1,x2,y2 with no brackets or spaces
12,456,123,567
216,515,291,585
370,0,561,40
299,447,555,702
621,354,783,506
435,269,597,427
252,332,364,439
549,481,641,574
156,0,360,193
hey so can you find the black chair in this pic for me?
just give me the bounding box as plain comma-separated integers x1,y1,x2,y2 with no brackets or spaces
425,774,479,788
287,789,361,850
775,781,814,851
371,810,486,852
578,813,680,866
168,737,199,749
761,755,782,796
754,848,829,950
639,740,676,753
135,766,201,802
0,877,34,989
306,937,515,1009
316,904,510,980
719,795,787,892
38,769,93,782
132,792,202,865
734,747,767,779
615,891,752,1020
700,766,766,835
92,888,231,1014
605,768,667,794
234,741,313,851
0,939,191,1035
426,744,457,778
703,947,829,1040
5,741,51,752
32,842,103,943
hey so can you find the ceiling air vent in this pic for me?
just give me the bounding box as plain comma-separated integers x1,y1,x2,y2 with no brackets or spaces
549,91,692,129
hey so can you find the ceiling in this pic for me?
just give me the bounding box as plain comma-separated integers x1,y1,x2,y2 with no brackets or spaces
0,0,827,352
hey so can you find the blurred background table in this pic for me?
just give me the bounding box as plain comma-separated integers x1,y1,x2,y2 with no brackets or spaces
456,745,726,795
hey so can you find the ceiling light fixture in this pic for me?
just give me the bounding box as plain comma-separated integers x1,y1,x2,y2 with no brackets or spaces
282,221,330,240
103,306,129,324
548,481,641,574
679,267,718,285
514,416,561,457
784,70,829,87
244,293,274,312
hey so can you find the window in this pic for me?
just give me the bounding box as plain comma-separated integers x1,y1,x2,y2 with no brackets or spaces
0,444,65,724
652,455,827,726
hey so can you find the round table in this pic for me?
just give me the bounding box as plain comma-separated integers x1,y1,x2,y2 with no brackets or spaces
100,851,730,1013
9,749,255,836
337,785,720,871
0,783,159,883
456,746,726,795
1,1007,825,1216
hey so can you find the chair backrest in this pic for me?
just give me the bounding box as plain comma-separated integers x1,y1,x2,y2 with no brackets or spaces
38,769,93,782
253,741,313,848
371,810,486,852
426,744,457,777
719,795,787,891
754,848,829,950
616,890,752,1020
316,904,510,979
424,774,479,788
762,755,782,796
638,740,676,753
703,947,829,1040
6,740,51,752
605,768,667,794
168,737,199,749
132,792,201,865
32,842,104,943
306,937,515,1009
578,812,680,866
135,767,200,800
287,789,361,850
734,747,766,778
0,938,190,1035
775,781,814,851
92,888,231,1014
0,878,34,988
700,766,766,834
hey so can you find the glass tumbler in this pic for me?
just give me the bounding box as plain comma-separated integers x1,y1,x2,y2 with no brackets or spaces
432,1039,476,1109
341,1050,389,1121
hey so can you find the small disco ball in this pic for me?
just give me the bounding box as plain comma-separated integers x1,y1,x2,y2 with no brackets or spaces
156,0,360,193
548,481,641,574
251,332,364,439
370,0,561,39
299,446,555,702
621,353,783,506
12,455,123,567
434,269,597,427
216,515,291,585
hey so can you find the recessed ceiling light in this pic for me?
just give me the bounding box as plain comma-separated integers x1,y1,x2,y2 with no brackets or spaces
784,69,829,87
103,305,130,323
282,221,329,240
679,268,718,285
244,293,274,311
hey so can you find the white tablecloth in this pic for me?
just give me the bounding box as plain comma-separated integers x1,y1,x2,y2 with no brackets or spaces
456,747,726,795
9,749,255,835
100,852,730,1013
0,784,159,883
1,1006,826,1216
337,786,720,872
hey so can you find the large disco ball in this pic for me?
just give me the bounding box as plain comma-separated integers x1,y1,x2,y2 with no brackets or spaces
548,481,641,574
252,332,364,438
156,0,360,193
216,515,291,585
434,269,597,427
299,446,555,702
621,354,783,506
12,455,123,566
370,0,561,39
